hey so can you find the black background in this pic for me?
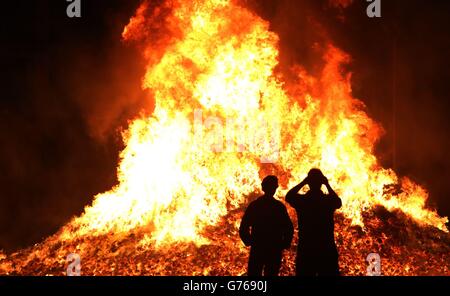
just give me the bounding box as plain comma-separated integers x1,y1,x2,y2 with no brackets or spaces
1,0,449,252
1,276,449,293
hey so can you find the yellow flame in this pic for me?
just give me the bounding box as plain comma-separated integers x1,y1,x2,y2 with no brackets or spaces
60,0,447,248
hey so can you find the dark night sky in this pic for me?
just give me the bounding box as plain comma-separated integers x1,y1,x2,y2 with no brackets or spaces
0,0,449,252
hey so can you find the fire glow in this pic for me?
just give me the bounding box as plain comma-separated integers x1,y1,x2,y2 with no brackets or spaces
0,0,449,276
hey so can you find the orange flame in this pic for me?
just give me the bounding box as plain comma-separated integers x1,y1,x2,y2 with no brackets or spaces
57,0,447,251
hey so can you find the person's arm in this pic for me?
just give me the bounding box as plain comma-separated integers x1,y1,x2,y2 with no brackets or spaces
285,177,308,208
323,177,342,209
239,204,253,247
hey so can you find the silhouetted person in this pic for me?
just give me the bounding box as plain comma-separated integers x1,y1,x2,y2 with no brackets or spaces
286,168,342,276
239,175,294,276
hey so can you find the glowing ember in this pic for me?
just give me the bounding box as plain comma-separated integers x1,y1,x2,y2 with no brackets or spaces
0,0,448,276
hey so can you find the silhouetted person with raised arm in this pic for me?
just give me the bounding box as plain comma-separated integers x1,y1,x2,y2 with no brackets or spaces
239,175,294,276
286,168,342,276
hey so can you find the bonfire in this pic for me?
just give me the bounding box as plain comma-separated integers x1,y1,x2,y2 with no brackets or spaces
1,0,448,276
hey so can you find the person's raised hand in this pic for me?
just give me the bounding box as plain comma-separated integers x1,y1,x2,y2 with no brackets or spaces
299,175,309,187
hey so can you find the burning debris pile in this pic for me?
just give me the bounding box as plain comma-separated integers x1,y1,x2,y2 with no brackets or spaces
1,0,449,275
1,204,449,276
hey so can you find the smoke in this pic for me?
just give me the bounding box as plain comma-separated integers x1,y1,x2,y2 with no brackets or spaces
328,0,354,9
0,0,147,251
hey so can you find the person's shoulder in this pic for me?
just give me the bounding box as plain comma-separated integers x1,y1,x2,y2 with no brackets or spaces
273,198,288,209
323,191,339,200
248,196,264,207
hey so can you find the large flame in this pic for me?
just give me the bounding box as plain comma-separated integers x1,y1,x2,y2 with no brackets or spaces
57,0,447,247
1,0,448,276
58,0,446,245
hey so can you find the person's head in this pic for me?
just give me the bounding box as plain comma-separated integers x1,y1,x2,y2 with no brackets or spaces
261,175,278,196
307,168,325,191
